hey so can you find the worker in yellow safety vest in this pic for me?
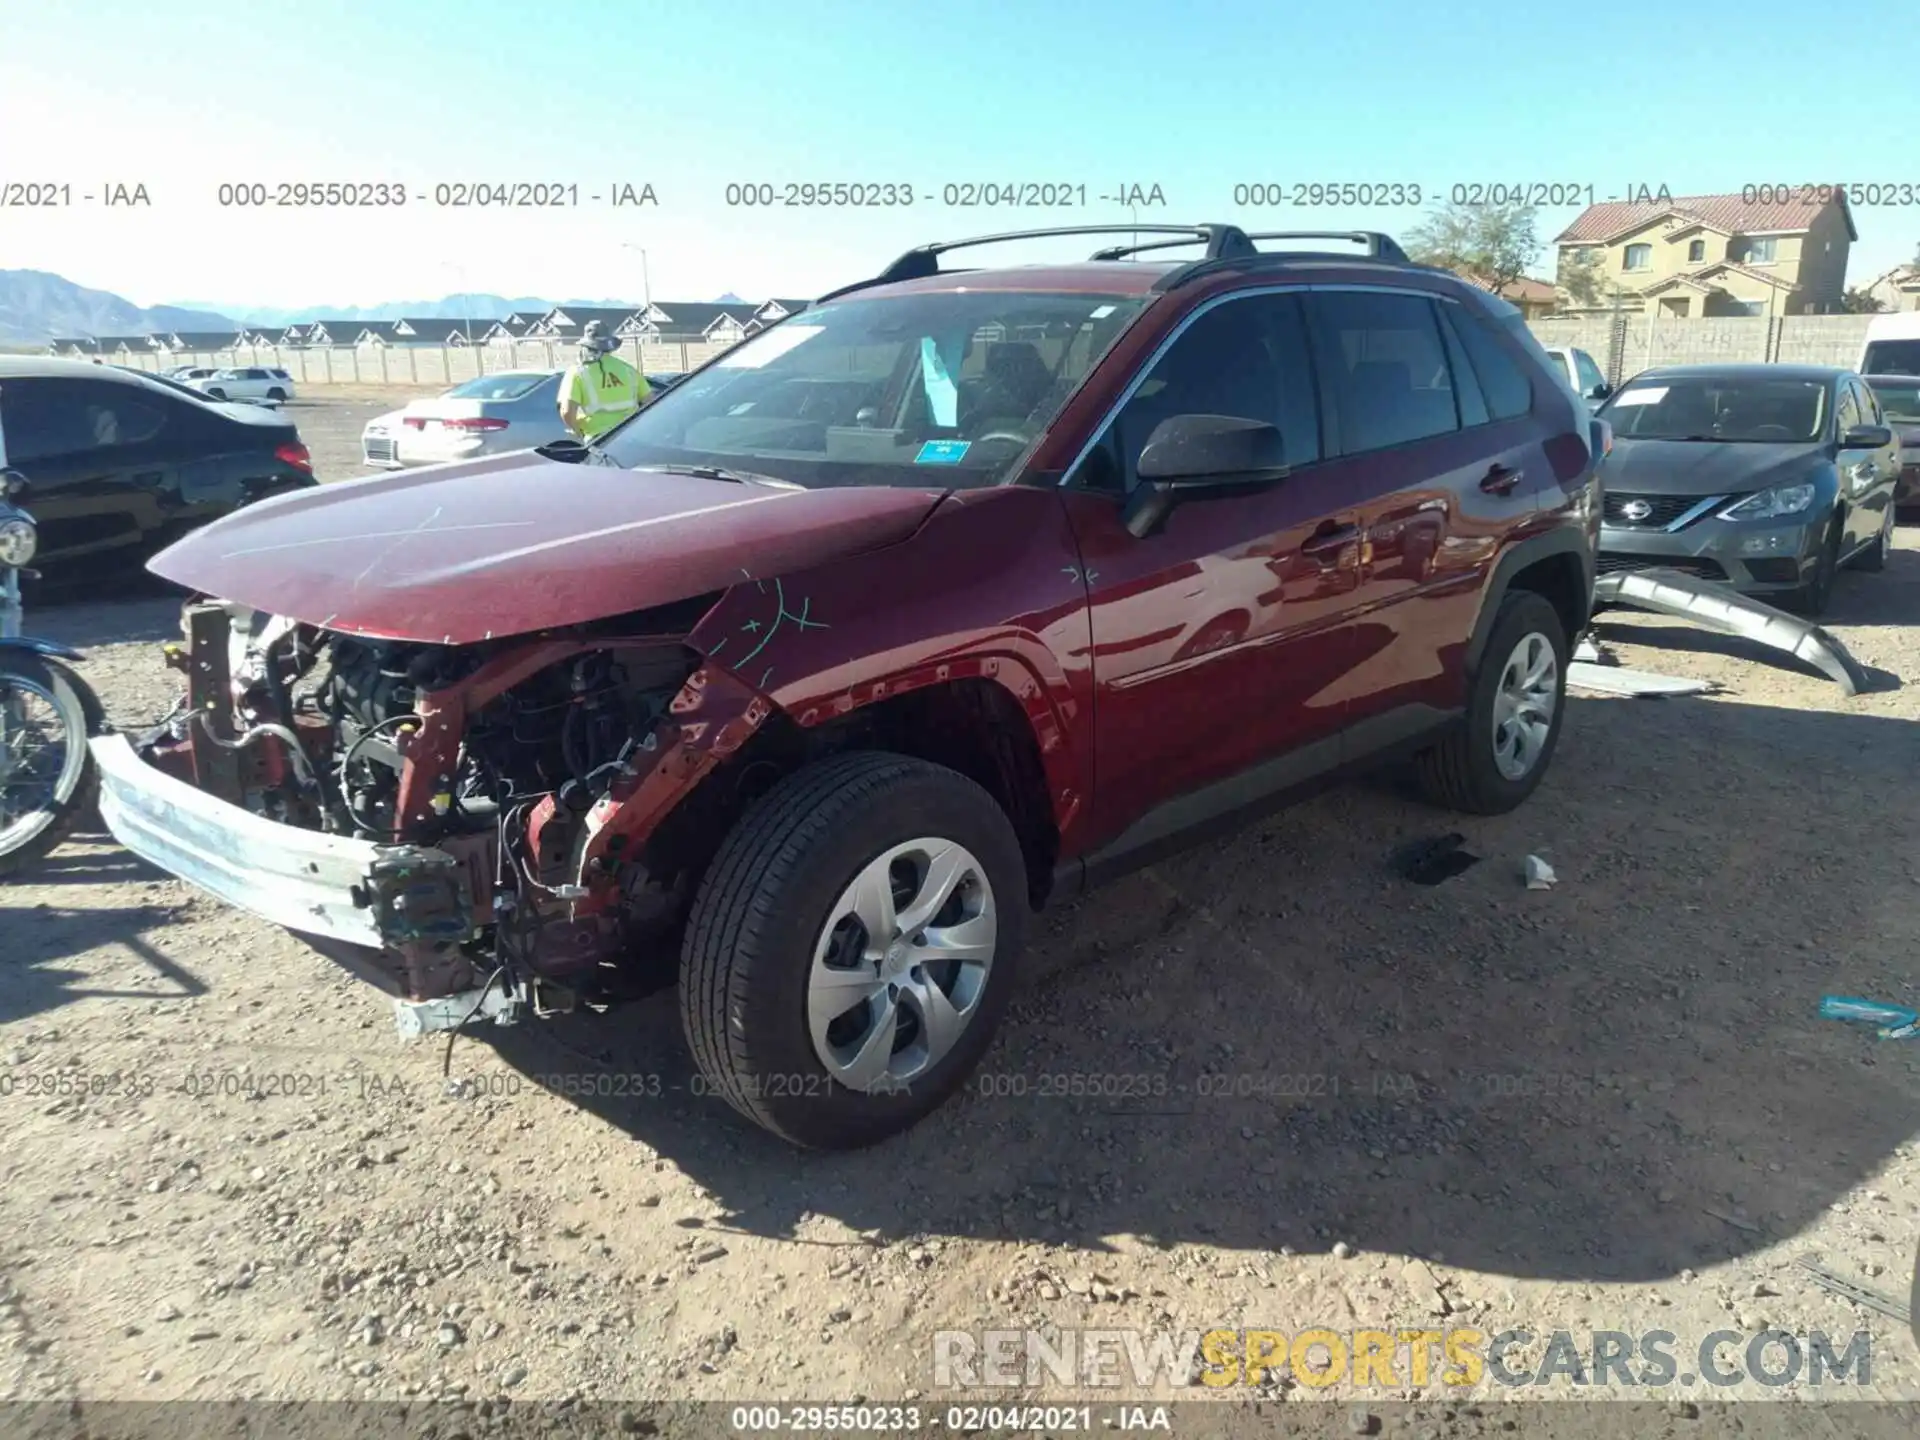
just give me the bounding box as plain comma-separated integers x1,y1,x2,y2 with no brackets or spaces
559,320,652,440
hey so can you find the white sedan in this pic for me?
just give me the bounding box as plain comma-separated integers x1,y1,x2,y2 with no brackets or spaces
362,371,569,469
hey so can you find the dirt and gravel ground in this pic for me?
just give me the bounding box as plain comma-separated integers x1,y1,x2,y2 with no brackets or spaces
3,392,1918,1431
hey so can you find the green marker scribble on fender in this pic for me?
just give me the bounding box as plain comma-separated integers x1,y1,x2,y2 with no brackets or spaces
735,577,828,669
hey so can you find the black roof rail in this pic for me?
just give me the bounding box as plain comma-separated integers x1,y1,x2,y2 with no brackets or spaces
815,223,1257,302
1241,230,1410,263
1154,230,1416,293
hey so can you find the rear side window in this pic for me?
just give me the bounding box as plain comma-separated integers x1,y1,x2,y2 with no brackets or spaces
1306,290,1460,453
1448,308,1535,420
1435,309,1490,427
0,379,167,459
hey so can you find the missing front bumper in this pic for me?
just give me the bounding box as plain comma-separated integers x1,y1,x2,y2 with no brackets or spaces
90,732,483,998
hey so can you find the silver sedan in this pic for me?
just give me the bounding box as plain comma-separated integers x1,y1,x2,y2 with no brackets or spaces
361,370,685,469
362,371,568,469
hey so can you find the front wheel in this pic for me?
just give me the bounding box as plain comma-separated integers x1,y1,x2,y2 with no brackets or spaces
680,751,1028,1149
0,656,102,878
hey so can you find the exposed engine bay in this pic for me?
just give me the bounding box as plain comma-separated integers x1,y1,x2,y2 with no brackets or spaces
134,599,777,1024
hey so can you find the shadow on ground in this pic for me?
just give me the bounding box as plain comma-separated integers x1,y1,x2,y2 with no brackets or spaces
0,840,207,1024
458,692,1920,1287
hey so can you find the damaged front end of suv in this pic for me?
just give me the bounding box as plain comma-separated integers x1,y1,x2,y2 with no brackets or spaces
96,593,776,1035
84,448,955,1045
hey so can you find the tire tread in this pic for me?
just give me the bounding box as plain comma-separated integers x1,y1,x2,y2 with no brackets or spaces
681,751,1003,1147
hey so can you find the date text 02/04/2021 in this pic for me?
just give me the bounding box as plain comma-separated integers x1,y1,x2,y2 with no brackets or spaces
208,182,659,208
1227,182,1677,208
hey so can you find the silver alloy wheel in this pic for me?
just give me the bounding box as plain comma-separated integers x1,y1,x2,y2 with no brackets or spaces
0,668,87,856
1490,630,1558,782
807,837,997,1092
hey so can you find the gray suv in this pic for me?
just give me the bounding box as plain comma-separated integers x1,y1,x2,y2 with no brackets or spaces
1593,364,1902,615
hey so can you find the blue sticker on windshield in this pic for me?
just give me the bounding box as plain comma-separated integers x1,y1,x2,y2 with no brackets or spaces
915,439,971,465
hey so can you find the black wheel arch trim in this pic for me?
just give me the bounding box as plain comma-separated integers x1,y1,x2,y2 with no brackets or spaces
1463,526,1594,678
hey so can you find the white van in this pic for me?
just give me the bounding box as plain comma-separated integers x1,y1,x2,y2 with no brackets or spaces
1858,312,1920,376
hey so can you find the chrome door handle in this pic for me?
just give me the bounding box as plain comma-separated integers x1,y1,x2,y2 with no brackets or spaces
1301,523,1359,557
1480,463,1523,496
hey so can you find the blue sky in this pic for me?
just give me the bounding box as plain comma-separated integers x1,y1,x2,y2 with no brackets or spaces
1,0,1913,311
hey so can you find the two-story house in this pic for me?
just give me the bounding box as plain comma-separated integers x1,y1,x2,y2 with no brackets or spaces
1554,191,1855,318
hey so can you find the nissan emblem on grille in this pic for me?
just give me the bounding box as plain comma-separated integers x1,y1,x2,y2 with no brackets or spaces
1621,499,1653,522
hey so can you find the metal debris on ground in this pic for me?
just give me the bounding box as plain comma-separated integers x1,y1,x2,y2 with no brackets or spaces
1794,1254,1912,1324
1592,567,1870,696
1389,833,1479,886
1523,855,1556,890
1567,662,1713,697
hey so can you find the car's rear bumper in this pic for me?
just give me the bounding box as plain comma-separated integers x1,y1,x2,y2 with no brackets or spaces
395,435,505,465
1598,513,1820,594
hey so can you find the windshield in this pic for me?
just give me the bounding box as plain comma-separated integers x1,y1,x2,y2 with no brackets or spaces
598,289,1151,488
1867,379,1920,421
1863,339,1920,376
1601,375,1828,443
445,372,552,401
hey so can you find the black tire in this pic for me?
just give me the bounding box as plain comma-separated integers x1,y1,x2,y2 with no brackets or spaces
0,656,103,880
1788,519,1842,615
1849,505,1893,573
680,751,1028,1150
1414,589,1568,816
266,387,287,402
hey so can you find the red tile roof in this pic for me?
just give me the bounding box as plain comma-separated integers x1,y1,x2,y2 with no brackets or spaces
1457,272,1557,303
1554,191,1850,245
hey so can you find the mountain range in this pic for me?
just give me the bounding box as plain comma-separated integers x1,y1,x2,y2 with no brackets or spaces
0,271,754,347
166,291,750,326
0,270,234,347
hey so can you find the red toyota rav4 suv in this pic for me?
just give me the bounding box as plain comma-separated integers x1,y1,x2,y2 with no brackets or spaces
90,225,1605,1149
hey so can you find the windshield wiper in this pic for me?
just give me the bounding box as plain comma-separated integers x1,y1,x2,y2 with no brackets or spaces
637,464,800,489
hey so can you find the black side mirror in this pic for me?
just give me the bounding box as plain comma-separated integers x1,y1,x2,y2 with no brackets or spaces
1588,383,1612,401
1121,414,1290,538
1842,423,1893,449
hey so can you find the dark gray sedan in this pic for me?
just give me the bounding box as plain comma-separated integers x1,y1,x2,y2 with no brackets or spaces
1594,364,1902,615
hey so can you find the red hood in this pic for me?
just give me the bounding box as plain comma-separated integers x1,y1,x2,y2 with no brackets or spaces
149,452,947,644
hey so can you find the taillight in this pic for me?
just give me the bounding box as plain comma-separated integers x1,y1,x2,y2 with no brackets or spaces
403,416,426,430
440,417,509,432
275,442,312,472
